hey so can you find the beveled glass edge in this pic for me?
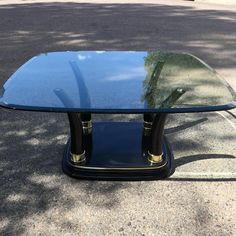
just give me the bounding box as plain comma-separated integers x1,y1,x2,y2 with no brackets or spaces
0,101,235,114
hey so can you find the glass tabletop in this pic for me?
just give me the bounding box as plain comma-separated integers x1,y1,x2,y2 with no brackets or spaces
0,51,235,113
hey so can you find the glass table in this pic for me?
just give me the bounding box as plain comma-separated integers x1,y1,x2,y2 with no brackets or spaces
0,51,235,180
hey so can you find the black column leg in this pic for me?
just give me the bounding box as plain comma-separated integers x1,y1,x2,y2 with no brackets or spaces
67,113,86,164
81,113,93,156
81,113,92,135
148,113,167,163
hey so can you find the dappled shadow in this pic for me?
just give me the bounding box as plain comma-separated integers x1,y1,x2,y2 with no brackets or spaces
0,110,235,234
0,110,65,234
1,2,236,85
0,109,128,235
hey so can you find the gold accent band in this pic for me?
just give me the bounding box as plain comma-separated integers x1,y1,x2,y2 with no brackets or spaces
143,121,153,136
82,120,92,134
147,151,163,163
70,151,86,163
143,121,153,129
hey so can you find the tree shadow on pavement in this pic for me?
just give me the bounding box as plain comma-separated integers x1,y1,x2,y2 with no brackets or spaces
1,110,235,234
0,109,131,235
1,2,236,83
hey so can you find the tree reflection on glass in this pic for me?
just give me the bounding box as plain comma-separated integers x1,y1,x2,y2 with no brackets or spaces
142,51,186,109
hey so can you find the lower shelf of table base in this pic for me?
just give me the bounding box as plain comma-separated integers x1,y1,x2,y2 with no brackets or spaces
62,122,175,180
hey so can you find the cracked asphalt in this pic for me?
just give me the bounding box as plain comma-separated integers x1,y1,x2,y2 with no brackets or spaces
0,0,235,235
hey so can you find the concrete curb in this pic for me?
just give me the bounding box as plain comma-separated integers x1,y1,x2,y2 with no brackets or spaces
194,0,236,5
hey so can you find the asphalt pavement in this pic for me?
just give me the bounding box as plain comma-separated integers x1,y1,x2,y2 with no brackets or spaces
0,0,235,235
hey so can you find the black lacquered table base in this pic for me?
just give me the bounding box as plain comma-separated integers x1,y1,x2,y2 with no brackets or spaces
62,122,174,180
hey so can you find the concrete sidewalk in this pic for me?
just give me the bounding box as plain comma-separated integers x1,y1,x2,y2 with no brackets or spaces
0,0,235,235
196,0,236,5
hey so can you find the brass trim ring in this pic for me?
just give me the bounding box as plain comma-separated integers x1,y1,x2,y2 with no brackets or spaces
82,120,92,134
143,121,153,129
82,120,92,128
147,151,163,164
143,121,153,136
70,151,86,163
